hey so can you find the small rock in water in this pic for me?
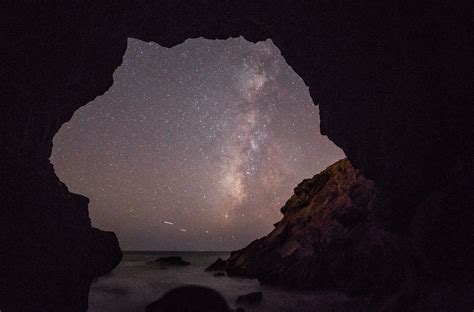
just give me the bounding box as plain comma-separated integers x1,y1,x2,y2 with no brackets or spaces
236,292,262,306
205,257,227,271
149,256,191,266
214,272,225,277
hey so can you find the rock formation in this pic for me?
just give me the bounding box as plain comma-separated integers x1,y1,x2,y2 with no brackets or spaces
205,258,227,272
227,159,473,310
2,2,472,311
149,256,191,266
146,285,231,312
226,159,386,294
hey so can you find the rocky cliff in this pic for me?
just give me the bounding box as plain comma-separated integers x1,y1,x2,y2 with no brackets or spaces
226,159,395,292
226,159,473,310
2,2,472,311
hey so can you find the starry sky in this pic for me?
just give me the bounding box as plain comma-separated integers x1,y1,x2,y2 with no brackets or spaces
51,38,344,251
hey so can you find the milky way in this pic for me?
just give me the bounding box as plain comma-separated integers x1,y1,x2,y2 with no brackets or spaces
51,38,344,251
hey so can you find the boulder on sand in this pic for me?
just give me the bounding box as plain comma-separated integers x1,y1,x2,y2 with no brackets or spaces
146,285,231,312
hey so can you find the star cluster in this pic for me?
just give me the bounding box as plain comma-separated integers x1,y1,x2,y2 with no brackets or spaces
51,38,344,251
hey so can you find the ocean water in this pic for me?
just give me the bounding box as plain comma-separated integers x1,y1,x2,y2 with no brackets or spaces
89,251,356,312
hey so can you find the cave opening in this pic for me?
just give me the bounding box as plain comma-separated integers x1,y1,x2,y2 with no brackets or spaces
5,3,472,311
50,37,344,252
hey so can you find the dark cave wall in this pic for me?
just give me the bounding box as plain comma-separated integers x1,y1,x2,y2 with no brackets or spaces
2,4,129,310
2,2,472,311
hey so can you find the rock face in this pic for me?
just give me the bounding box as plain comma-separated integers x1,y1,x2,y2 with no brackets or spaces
2,2,472,311
227,159,474,309
205,258,227,272
227,159,392,293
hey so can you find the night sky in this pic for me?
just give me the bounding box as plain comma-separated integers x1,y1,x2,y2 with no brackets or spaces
51,38,344,251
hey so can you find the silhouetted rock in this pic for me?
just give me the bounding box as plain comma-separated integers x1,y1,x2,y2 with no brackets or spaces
226,158,474,309
227,159,387,292
146,285,231,312
149,256,190,266
205,258,227,271
236,292,262,306
214,272,225,277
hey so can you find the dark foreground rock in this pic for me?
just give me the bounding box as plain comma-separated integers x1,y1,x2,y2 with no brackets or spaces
149,256,190,266
214,272,225,277
226,158,474,309
236,292,263,306
227,159,387,293
205,258,227,271
146,285,231,312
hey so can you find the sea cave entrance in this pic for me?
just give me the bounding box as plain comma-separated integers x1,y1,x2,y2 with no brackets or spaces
50,37,344,252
